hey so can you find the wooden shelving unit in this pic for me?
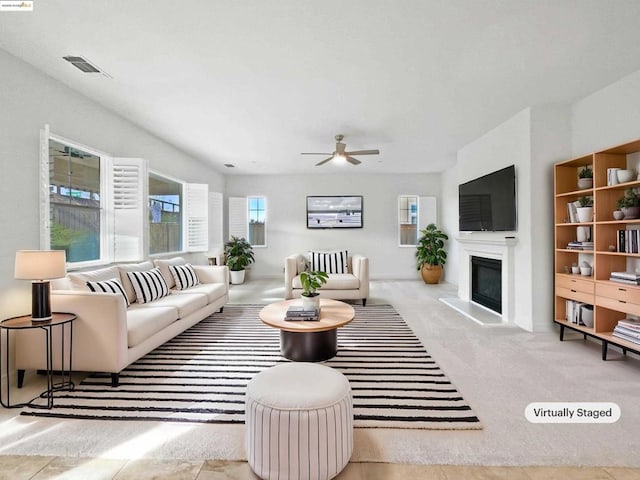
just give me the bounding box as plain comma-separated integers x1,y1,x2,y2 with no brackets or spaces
554,139,640,360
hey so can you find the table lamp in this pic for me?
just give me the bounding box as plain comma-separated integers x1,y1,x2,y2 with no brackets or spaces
14,250,66,322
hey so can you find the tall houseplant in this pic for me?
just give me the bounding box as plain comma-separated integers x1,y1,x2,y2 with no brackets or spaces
299,270,329,310
416,223,448,284
224,236,255,284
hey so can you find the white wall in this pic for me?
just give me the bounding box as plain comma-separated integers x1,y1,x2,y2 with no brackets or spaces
0,49,224,320
225,173,442,279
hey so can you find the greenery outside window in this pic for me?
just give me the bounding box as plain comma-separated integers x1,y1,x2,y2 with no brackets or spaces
49,139,102,263
149,172,183,254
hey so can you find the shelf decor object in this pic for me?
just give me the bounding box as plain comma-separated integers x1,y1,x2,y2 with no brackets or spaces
14,250,66,322
554,138,640,360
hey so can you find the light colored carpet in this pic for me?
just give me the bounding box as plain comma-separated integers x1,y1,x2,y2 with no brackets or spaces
1,279,640,466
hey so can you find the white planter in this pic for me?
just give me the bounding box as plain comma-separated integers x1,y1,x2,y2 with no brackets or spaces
301,294,320,310
229,269,246,285
577,178,593,190
576,206,593,223
613,210,625,220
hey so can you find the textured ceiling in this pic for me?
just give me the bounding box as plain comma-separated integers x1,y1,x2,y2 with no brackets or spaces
2,0,640,174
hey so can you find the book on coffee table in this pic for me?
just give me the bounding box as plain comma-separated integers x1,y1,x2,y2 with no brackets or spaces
284,306,320,321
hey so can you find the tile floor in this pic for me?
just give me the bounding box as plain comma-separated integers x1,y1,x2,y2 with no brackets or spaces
1,456,640,480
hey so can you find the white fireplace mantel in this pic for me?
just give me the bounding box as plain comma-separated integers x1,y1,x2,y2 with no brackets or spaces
453,235,518,325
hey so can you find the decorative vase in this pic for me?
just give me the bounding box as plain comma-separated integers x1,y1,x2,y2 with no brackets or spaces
622,206,640,220
576,206,593,223
617,169,635,184
229,269,246,285
613,210,625,220
301,294,320,310
577,178,593,190
576,226,590,242
421,264,443,284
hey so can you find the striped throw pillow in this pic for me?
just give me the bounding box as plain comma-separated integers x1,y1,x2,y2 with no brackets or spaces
86,278,130,306
169,264,199,290
309,250,348,274
126,267,170,304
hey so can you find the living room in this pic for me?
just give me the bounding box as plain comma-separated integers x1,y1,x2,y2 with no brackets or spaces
2,1,640,479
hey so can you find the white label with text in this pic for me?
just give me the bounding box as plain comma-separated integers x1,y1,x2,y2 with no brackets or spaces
525,402,620,423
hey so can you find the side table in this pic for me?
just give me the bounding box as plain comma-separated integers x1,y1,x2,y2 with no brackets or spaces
0,312,76,409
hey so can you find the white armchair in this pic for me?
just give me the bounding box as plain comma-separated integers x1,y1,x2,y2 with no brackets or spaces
284,253,369,306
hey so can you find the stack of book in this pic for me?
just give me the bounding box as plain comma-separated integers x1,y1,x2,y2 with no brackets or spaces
567,241,594,251
609,271,640,285
616,229,640,253
612,318,640,345
284,306,320,321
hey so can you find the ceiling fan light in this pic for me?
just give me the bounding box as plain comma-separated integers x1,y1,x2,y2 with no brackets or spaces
333,154,347,164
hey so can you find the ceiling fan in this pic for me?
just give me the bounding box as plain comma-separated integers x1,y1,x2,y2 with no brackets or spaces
301,134,380,166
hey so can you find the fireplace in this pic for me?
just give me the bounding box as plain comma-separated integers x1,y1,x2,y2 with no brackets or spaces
471,256,502,313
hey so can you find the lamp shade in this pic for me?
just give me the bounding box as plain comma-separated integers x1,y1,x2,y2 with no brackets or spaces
14,250,66,280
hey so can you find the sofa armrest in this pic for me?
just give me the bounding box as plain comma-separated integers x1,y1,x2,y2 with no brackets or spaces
284,255,302,299
16,290,129,373
194,265,229,290
351,254,370,297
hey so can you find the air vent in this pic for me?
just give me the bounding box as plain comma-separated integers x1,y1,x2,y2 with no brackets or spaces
224,164,235,168
63,56,112,77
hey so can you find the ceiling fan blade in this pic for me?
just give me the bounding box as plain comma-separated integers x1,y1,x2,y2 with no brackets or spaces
301,152,332,155
346,156,362,165
344,149,379,155
315,156,334,166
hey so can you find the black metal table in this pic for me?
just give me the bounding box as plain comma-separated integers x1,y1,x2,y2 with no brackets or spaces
0,312,76,409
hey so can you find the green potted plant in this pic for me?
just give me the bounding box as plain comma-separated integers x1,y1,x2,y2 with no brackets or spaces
619,188,640,219
576,195,593,223
578,165,593,190
224,236,255,284
416,223,448,284
613,197,625,220
299,270,329,309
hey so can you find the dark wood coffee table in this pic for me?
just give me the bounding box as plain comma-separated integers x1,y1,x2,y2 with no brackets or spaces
259,299,355,361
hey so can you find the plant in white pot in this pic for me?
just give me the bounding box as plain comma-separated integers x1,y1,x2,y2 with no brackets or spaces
576,196,593,223
577,166,593,190
224,236,255,285
299,270,328,310
619,188,640,220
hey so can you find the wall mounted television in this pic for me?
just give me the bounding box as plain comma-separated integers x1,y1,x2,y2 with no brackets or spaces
458,165,517,232
307,195,363,229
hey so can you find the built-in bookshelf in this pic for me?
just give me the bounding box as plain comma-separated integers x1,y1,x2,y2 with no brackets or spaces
554,138,640,359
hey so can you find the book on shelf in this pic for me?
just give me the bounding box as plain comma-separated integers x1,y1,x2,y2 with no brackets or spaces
617,318,640,331
565,300,591,326
612,329,640,345
566,201,581,223
610,271,640,280
613,325,640,339
609,277,640,285
616,229,640,254
567,241,593,250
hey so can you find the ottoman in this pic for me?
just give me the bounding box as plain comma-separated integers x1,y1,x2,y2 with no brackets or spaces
246,362,353,480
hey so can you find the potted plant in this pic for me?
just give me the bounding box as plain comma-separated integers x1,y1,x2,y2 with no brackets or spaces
416,223,448,284
613,197,625,220
578,165,593,190
299,270,329,310
619,188,640,219
224,236,255,284
576,196,593,223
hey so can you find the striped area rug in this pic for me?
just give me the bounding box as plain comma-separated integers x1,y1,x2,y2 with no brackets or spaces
22,304,481,429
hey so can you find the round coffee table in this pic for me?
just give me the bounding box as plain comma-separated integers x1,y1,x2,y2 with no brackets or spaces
259,299,355,362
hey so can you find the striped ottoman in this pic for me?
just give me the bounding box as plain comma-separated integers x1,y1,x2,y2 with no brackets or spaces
246,362,353,480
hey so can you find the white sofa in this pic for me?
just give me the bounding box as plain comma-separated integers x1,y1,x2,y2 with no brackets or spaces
15,258,228,387
284,253,369,306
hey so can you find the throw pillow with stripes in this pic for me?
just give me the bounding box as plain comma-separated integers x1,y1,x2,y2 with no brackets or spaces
309,250,348,274
86,278,130,307
169,263,199,290
126,267,170,304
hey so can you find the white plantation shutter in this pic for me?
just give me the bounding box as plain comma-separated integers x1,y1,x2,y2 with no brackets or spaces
39,124,51,249
229,197,248,239
209,192,223,250
111,157,147,262
419,196,437,230
185,183,208,252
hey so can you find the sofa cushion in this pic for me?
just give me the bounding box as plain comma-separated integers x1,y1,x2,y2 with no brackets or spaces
118,261,155,303
154,256,187,289
126,306,178,348
171,282,227,303
309,250,348,274
169,264,199,290
292,273,359,290
86,278,130,306
67,266,121,291
136,291,209,318
127,268,170,304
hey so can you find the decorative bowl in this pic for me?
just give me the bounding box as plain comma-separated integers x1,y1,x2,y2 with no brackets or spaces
617,169,635,183
580,266,592,276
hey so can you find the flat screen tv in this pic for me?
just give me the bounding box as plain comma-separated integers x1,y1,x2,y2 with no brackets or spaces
458,165,516,232
307,195,363,229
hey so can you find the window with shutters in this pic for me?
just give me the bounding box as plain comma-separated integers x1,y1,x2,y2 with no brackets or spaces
398,195,437,246
149,172,183,254
229,196,267,247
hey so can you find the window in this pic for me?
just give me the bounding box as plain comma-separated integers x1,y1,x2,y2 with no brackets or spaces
149,173,183,254
48,139,102,263
229,196,267,247
398,195,437,246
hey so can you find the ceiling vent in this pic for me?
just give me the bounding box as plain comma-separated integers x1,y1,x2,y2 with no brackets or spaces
224,164,235,168
63,56,112,78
